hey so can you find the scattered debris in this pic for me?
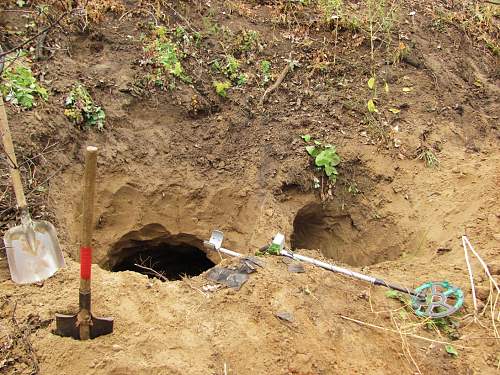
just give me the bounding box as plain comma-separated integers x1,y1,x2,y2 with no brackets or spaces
205,258,257,290
288,263,305,273
202,284,222,293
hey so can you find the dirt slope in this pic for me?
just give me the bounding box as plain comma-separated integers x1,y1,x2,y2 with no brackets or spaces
1,0,499,374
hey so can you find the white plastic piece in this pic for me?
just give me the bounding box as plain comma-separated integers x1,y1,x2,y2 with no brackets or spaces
272,233,285,251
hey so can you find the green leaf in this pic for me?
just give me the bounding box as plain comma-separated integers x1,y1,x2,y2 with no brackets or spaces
368,77,376,90
329,174,337,183
445,345,458,357
301,134,311,142
305,145,319,157
385,290,399,299
367,99,378,113
314,140,322,145
315,149,333,167
329,154,340,166
324,164,334,176
388,108,400,114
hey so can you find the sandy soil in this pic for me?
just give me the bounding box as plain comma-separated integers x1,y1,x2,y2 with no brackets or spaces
0,0,499,374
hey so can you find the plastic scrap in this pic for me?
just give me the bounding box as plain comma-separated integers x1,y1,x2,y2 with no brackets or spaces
205,259,257,290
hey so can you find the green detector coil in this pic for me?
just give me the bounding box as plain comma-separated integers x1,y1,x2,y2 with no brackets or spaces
412,281,464,318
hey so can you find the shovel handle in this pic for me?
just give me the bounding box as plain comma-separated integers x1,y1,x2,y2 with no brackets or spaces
80,146,97,286
0,96,27,209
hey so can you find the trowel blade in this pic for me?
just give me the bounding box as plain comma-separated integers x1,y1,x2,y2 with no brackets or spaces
209,230,224,250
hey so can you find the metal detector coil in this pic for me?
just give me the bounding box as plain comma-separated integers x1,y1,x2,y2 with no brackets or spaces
411,281,464,319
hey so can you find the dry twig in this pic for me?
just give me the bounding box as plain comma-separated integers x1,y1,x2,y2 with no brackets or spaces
259,63,291,107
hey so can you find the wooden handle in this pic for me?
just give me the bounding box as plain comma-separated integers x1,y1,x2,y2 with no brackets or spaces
80,146,97,300
0,96,27,209
82,146,97,247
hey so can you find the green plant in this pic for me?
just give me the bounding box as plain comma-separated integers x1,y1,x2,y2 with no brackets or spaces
302,135,341,183
0,65,48,109
318,0,343,23
367,76,378,113
213,81,231,97
260,60,271,84
144,26,191,83
347,181,359,195
365,0,399,67
213,55,247,86
445,344,459,357
417,148,439,168
238,30,260,52
385,290,411,306
64,84,105,130
425,316,460,339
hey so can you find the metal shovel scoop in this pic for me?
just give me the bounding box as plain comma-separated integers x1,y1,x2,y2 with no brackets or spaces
0,96,64,284
55,146,113,340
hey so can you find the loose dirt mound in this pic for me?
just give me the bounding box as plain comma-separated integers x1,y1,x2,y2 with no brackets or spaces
1,0,499,374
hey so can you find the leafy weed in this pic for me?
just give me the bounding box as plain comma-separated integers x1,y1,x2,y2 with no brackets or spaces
302,135,341,184
64,84,105,131
1,65,48,109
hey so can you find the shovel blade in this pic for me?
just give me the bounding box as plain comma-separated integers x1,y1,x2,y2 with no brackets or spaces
4,220,65,284
55,313,114,340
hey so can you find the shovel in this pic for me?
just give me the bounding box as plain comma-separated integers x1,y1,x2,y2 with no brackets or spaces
0,95,65,284
55,146,113,340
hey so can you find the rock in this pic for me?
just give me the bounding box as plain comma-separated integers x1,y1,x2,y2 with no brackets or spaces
275,311,294,322
288,263,305,273
475,286,490,302
112,344,123,352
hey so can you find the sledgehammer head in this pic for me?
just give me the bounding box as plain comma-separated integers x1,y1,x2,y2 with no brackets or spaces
55,312,113,340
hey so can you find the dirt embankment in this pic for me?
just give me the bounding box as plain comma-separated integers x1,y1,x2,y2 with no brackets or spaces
1,1,499,374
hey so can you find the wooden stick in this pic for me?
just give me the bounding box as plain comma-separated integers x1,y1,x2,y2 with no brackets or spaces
259,63,291,107
134,263,168,281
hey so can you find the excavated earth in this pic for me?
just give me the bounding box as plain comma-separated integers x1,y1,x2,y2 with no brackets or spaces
0,1,499,374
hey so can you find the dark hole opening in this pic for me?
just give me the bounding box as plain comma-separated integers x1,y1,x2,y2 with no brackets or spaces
111,242,215,281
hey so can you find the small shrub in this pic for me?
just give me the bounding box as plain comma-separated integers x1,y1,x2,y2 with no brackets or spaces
417,148,439,168
238,30,260,52
143,26,191,83
302,135,341,183
213,81,231,97
0,65,48,109
64,84,105,130
212,55,247,86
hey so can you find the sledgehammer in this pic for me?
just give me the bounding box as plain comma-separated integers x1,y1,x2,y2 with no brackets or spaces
55,146,113,340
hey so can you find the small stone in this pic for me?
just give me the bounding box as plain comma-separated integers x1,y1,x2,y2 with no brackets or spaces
275,311,294,322
288,263,305,273
112,344,122,352
475,286,490,302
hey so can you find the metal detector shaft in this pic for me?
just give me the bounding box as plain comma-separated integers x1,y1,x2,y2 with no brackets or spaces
279,248,418,297
203,242,243,258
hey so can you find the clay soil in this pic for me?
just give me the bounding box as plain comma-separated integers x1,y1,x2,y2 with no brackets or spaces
0,0,499,374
